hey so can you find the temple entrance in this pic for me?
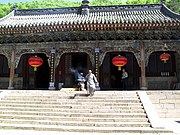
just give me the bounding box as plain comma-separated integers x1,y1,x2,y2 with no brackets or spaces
100,52,140,90
16,53,49,89
0,54,9,88
146,51,177,89
56,52,92,88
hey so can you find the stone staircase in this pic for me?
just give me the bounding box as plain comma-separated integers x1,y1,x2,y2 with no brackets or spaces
0,90,172,133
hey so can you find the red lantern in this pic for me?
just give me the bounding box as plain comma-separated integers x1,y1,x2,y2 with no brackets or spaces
28,55,43,71
160,53,170,63
112,55,127,70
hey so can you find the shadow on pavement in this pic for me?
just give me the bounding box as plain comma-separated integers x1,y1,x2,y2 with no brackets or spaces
69,93,89,99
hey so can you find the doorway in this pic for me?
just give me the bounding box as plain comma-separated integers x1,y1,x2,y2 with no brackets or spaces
0,54,9,89
16,53,49,89
56,52,92,88
100,52,140,90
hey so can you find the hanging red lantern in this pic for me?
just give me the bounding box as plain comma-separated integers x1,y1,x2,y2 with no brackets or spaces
112,55,127,70
160,53,170,63
28,55,43,71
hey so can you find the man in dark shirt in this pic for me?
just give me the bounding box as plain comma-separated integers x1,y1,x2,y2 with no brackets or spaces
121,69,128,90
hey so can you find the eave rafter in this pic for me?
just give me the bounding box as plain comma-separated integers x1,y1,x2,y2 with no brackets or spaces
0,22,179,35
0,29,179,44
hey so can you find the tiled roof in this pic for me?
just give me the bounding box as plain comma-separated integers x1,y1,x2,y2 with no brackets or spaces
0,2,179,35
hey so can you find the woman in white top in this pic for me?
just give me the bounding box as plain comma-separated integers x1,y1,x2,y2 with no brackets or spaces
85,69,98,96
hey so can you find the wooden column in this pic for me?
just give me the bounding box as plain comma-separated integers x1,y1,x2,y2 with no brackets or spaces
48,49,56,90
140,42,147,90
8,49,15,90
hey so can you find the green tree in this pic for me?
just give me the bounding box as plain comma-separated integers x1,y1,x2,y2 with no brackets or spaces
0,4,11,18
90,0,123,6
126,0,159,4
167,0,180,13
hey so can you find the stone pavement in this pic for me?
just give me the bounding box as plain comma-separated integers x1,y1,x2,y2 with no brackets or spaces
161,118,180,135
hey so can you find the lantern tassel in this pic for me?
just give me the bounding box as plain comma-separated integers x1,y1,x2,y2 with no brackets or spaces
118,66,121,71
34,67,37,71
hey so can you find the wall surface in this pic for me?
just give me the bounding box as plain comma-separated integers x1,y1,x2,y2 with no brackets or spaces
139,77,177,89
147,91,180,118
0,77,23,89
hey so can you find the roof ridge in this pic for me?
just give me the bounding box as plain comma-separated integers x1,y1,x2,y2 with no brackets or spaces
14,3,162,16
14,6,79,16
89,4,162,13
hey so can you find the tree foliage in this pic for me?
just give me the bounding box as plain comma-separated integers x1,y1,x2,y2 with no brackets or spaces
0,0,179,18
0,4,11,18
167,0,180,13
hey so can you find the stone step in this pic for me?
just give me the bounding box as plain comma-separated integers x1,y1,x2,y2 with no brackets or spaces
7,91,137,94
0,103,143,109
0,99,140,104
9,91,137,98
0,101,142,106
4,94,138,98
66,92,138,96
0,104,143,110
9,90,137,94
1,90,171,133
2,96,139,101
0,118,150,127
0,114,148,122
0,103,143,110
0,123,172,133
0,111,147,118
0,107,145,113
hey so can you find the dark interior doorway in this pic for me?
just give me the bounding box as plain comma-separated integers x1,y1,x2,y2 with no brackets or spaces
0,54,9,89
35,53,49,89
100,52,140,90
16,53,49,89
56,52,92,88
110,54,124,89
0,54,9,76
72,53,88,74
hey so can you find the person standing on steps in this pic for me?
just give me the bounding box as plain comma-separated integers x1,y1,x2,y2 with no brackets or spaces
85,69,98,96
77,72,85,91
121,68,128,90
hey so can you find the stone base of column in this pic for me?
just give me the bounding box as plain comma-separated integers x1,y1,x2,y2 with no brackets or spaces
8,87,14,90
48,86,56,90
140,87,147,90
48,82,55,90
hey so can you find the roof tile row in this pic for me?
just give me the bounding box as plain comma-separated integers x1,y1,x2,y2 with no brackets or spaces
0,3,179,32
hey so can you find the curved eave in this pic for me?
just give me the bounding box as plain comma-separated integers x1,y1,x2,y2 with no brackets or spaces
161,3,180,20
0,10,15,23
